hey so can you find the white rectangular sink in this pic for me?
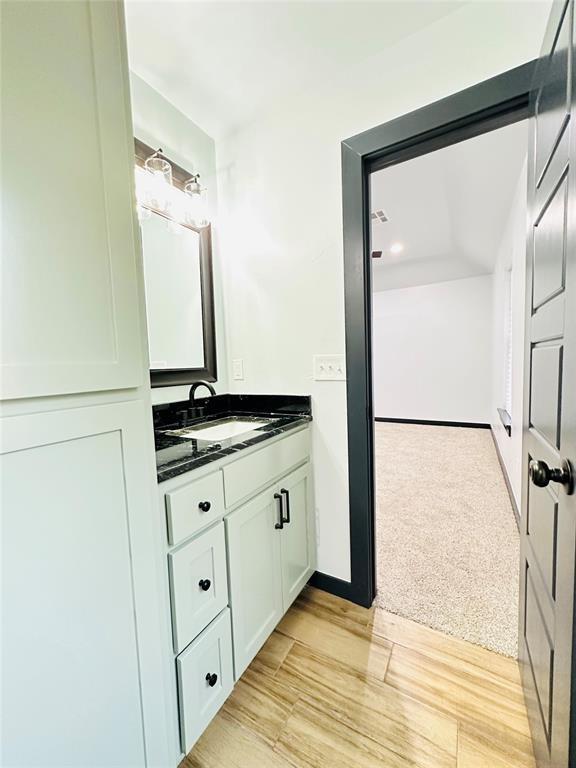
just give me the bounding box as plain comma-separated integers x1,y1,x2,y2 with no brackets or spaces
168,418,271,443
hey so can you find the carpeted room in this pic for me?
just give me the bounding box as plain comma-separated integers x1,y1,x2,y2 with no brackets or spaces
369,120,528,657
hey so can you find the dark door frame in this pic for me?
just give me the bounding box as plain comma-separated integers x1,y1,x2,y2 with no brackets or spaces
311,60,537,608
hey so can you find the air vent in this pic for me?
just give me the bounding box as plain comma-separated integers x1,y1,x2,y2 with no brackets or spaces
371,251,382,258
371,209,389,223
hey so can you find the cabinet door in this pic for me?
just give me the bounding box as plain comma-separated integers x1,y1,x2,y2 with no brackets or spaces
169,522,228,654
177,608,234,754
225,489,283,679
1,1,143,398
0,402,156,767
279,463,315,611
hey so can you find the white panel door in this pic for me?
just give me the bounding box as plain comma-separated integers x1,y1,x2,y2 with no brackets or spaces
1,1,143,399
279,463,315,611
0,401,156,767
225,488,283,679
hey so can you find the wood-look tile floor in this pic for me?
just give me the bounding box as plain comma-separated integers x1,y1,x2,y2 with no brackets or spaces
181,587,535,768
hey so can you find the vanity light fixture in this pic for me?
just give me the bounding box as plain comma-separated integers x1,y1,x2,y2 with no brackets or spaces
389,242,404,254
134,140,210,230
184,174,209,228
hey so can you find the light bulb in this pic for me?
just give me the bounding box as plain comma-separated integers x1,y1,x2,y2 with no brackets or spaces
184,175,209,228
144,154,173,214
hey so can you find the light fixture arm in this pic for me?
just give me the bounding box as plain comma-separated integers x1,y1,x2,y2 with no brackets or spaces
185,174,202,195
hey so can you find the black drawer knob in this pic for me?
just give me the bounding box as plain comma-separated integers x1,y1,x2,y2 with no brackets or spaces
205,672,218,687
198,501,211,512
198,579,211,591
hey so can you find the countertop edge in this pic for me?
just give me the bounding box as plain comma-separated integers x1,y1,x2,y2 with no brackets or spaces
156,419,311,487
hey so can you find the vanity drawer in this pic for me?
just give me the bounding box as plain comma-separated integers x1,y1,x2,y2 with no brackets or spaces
223,428,310,508
177,607,234,754
169,522,228,654
165,470,224,546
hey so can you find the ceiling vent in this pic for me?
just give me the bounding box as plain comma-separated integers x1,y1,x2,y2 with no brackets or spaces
371,209,389,223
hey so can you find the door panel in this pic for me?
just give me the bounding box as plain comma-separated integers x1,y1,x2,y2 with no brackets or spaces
279,463,314,611
529,343,563,447
0,402,149,766
520,2,576,766
533,174,567,308
527,480,559,599
225,488,283,679
1,1,143,398
532,295,565,341
535,0,572,186
524,567,554,738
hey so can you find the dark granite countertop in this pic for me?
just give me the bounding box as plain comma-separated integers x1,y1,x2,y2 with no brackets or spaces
154,394,312,483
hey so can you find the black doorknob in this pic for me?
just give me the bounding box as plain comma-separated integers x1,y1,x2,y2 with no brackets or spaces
205,672,218,687
198,501,211,512
198,579,211,591
529,459,574,494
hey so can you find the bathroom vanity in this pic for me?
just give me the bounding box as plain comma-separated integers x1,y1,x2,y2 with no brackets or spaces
134,136,316,759
153,394,315,756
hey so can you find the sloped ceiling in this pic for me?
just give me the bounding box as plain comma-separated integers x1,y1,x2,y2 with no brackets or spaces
370,119,528,291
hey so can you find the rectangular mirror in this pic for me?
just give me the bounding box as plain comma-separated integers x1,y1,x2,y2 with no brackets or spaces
135,139,217,387
142,213,204,370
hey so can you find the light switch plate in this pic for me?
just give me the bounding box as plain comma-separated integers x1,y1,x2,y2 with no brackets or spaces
313,354,346,381
232,358,244,380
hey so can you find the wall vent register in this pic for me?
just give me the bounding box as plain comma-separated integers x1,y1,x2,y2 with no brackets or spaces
371,209,389,223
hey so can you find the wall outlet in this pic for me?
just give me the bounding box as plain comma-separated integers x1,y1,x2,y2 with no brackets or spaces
232,358,244,381
313,354,346,381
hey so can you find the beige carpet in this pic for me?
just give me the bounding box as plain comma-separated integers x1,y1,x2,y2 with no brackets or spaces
374,422,519,657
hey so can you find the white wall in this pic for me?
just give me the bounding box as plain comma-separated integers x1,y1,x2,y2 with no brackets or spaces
491,161,528,509
372,275,493,424
129,73,228,403
216,2,549,581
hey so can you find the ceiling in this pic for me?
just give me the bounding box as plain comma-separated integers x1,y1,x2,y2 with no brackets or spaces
124,0,468,139
370,119,528,292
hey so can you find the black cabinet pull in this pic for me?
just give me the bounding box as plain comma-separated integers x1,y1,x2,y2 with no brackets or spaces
198,579,211,591
280,488,291,524
205,672,218,687
274,493,283,529
198,501,211,512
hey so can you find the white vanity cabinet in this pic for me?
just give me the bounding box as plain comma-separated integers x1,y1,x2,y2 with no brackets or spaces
226,461,314,678
158,424,314,758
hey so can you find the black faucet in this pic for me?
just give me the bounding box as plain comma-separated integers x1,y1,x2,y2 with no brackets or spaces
189,381,216,401
185,381,216,423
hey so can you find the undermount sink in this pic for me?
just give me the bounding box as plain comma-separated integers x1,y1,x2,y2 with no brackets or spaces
166,417,273,442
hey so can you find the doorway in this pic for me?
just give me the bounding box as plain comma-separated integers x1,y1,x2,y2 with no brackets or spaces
369,120,528,656
336,61,535,610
